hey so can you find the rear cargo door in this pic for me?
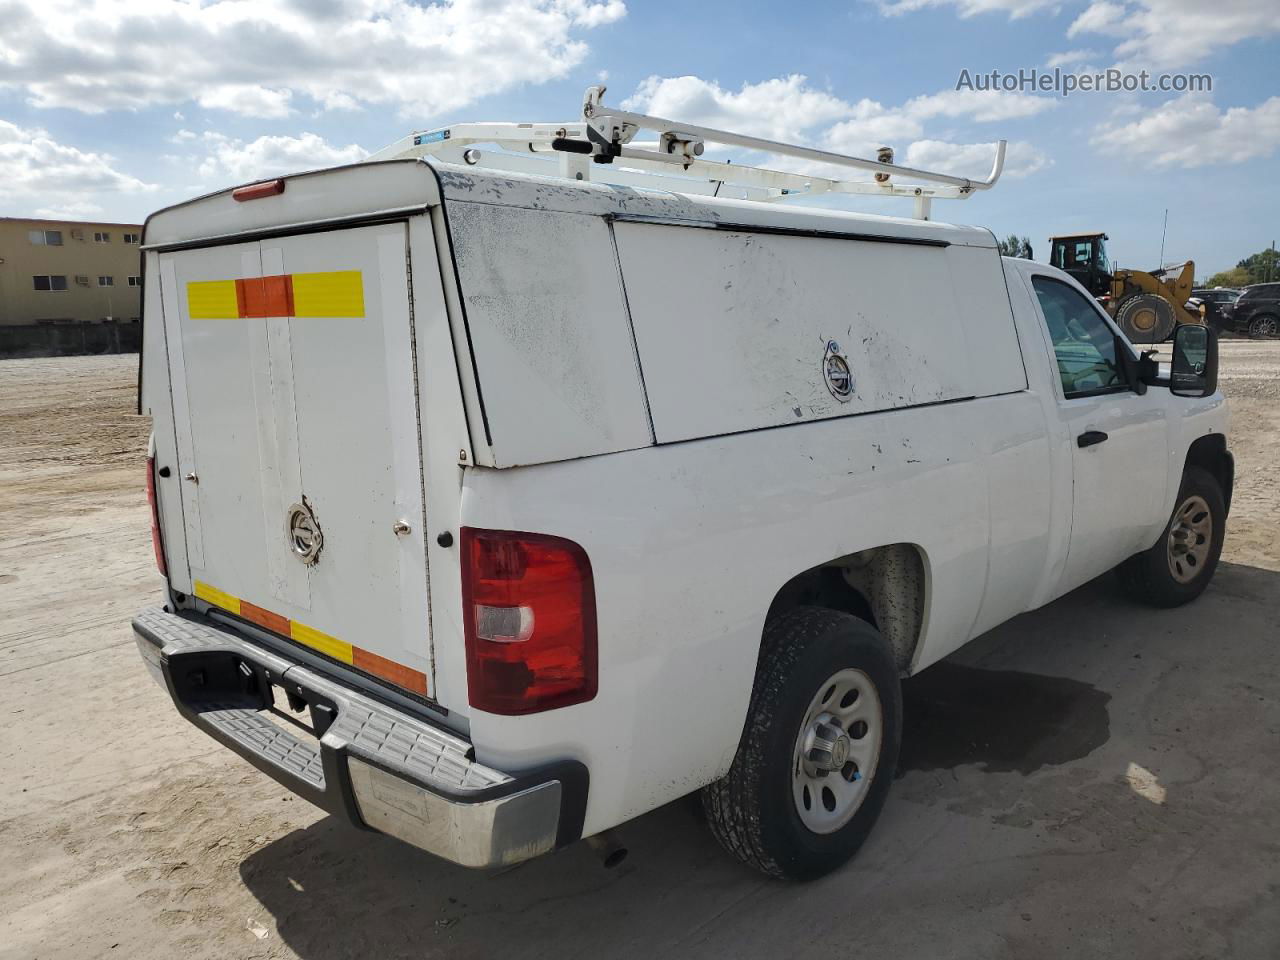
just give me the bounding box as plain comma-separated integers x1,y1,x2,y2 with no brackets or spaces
157,223,433,696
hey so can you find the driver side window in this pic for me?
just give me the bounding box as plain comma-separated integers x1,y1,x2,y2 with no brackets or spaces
1032,276,1125,398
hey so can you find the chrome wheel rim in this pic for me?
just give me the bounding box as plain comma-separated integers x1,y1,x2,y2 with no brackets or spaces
792,668,883,834
1167,494,1212,584
1256,317,1278,337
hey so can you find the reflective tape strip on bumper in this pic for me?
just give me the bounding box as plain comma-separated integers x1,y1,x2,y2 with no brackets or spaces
132,607,576,868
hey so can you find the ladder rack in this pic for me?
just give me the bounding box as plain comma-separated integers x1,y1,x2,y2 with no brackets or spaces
367,85,1006,221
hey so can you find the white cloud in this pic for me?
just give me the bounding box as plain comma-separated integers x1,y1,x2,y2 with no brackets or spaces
877,0,1277,70
33,200,107,219
1067,1,1127,36
904,139,1051,178
1092,94,1280,168
0,120,153,207
622,75,853,142
1046,49,1100,67
192,131,368,186
903,88,1054,123
620,75,1053,192
196,85,295,119
878,0,1055,16
1072,0,1279,69
0,0,626,119
624,76,1053,157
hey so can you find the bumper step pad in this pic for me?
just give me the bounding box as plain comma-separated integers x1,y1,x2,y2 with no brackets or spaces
132,607,584,867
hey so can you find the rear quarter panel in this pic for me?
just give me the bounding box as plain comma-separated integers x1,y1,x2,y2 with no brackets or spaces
459,393,1044,834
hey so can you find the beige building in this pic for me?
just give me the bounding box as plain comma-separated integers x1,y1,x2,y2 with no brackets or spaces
0,217,144,326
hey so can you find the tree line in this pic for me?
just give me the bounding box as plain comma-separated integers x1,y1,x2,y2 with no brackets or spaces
1203,247,1279,288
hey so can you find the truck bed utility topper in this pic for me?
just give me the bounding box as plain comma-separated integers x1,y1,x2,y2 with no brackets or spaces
135,85,1229,880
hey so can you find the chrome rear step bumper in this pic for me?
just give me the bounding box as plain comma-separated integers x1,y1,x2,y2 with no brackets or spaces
133,607,587,868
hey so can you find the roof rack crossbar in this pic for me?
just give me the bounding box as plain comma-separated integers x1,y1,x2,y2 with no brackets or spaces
366,86,1007,220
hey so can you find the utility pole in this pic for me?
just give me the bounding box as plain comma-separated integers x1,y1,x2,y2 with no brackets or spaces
1158,208,1168,269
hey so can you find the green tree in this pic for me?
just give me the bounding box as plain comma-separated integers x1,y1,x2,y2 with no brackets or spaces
1204,266,1251,288
1236,246,1280,284
997,234,1034,259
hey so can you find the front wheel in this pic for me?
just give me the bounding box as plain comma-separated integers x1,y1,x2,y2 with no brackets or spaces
1116,466,1226,607
702,607,902,880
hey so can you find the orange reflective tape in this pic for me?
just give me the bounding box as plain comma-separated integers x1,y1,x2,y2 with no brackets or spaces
240,599,291,636
187,582,427,696
236,275,295,318
353,647,429,696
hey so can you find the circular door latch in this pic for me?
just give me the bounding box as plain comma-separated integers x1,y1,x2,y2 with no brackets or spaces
823,339,854,402
285,500,323,566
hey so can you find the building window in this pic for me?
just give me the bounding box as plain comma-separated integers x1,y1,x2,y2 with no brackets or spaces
29,229,64,246
94,231,111,243
33,275,69,291
127,275,142,286
98,276,115,287
123,233,140,244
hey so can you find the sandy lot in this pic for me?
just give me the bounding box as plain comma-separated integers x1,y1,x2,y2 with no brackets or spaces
2,345,1279,960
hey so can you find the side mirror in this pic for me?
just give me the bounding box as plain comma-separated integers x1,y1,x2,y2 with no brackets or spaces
1170,324,1218,398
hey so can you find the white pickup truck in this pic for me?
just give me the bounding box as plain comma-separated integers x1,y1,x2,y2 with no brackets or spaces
133,97,1231,880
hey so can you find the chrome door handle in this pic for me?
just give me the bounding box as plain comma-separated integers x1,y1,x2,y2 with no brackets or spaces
1077,430,1108,448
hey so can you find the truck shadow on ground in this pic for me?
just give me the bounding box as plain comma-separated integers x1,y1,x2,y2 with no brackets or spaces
237,561,1277,960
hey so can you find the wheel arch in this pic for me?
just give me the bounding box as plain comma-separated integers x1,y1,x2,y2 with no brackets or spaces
1184,432,1234,515
764,543,930,675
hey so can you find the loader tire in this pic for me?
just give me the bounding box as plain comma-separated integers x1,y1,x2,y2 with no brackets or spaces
1115,294,1176,344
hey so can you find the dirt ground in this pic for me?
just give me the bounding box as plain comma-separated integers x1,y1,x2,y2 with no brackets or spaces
2,345,1279,960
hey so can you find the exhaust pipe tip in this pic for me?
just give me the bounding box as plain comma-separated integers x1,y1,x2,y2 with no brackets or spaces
586,830,628,869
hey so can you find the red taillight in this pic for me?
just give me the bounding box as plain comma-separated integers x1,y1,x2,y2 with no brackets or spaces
232,179,285,202
145,456,167,577
461,528,597,715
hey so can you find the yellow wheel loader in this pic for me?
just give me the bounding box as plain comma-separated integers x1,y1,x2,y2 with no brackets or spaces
1048,232,1204,343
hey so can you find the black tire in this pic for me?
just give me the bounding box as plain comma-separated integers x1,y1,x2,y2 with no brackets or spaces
1247,314,1279,339
1116,466,1225,607
1115,294,1176,343
702,607,902,880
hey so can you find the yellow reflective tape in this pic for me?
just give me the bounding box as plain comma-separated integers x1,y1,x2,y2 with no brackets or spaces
186,280,241,319
194,580,241,615
290,620,354,664
291,270,364,318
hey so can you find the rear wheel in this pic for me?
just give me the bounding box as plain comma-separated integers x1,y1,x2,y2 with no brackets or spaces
1248,314,1279,339
702,607,901,880
1115,294,1176,343
1116,466,1225,607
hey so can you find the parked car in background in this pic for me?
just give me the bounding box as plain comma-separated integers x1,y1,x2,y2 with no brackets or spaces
1188,287,1241,330
1230,283,1280,338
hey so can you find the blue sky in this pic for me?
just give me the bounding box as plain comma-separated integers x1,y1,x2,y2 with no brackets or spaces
1,0,1276,277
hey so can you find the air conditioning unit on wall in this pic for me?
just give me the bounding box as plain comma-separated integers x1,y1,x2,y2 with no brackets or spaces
75,275,90,286
70,229,84,241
